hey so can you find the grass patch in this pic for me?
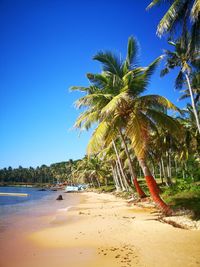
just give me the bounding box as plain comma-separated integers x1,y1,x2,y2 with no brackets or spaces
93,185,116,193
161,181,200,220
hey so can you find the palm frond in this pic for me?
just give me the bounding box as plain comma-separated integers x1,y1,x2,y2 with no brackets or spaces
87,121,109,155
122,68,144,85
101,92,129,118
160,67,170,77
175,71,185,89
136,95,181,113
129,56,162,93
126,112,149,158
74,93,112,109
191,0,200,21
191,18,200,52
93,51,123,77
126,36,138,67
146,0,163,10
74,110,99,130
146,108,183,139
179,92,190,101
70,86,90,92
87,73,108,88
157,0,186,36
143,56,162,83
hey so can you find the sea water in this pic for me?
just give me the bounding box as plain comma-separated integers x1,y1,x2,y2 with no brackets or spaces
0,186,57,216
0,186,80,232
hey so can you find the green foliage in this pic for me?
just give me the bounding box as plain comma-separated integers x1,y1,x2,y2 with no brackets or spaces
161,180,200,219
94,184,116,193
162,179,200,196
0,159,80,185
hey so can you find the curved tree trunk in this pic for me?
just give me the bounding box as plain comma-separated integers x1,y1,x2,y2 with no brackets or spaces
115,161,126,191
111,164,122,192
118,131,147,198
138,158,172,214
185,73,200,135
112,140,131,191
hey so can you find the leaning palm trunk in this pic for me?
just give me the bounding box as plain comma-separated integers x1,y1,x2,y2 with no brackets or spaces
111,164,122,192
115,161,126,191
96,176,101,188
138,158,172,214
119,131,147,198
185,73,200,135
161,157,167,182
116,160,130,191
112,140,131,191
159,162,164,184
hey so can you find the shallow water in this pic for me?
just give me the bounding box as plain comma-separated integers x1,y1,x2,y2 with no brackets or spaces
0,186,57,216
0,186,80,232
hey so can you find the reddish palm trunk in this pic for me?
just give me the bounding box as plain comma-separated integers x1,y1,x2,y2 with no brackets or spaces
139,158,172,214
133,178,146,198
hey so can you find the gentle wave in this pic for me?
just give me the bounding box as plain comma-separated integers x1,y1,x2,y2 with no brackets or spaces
57,206,73,212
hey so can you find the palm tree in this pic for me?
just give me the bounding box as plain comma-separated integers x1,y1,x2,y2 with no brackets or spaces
87,93,181,214
179,104,200,155
82,37,182,214
74,156,108,187
161,34,200,134
72,37,147,198
180,71,200,105
147,0,200,50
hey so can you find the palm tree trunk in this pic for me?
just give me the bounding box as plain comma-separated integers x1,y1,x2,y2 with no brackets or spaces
90,177,95,188
112,140,131,191
96,176,101,188
174,159,178,178
152,163,155,177
111,164,121,192
115,161,126,191
118,131,147,198
166,151,173,186
138,157,172,214
161,157,167,183
185,73,200,134
159,162,164,184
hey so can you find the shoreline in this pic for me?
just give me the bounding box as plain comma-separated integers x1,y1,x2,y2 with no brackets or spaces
0,192,200,267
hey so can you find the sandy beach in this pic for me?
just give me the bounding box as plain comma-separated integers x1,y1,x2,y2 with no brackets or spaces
0,192,200,267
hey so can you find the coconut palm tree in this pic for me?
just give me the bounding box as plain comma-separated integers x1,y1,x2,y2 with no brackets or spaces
72,36,183,213
72,37,147,198
161,34,200,134
147,0,200,50
87,91,181,214
180,71,200,105
75,156,109,187
84,38,183,214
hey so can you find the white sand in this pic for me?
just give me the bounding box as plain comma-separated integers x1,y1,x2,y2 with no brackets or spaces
0,192,200,267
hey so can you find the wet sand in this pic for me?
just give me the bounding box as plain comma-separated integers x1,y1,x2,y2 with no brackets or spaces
0,192,200,267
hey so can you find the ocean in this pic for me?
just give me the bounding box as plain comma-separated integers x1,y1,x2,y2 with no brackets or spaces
0,186,58,216
0,186,80,232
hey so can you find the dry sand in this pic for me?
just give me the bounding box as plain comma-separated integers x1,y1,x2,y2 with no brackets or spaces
0,192,200,267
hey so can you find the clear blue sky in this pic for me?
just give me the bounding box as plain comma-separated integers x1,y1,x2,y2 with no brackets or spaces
0,0,183,169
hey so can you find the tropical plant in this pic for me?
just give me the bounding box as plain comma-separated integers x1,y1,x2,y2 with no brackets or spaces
73,36,182,214
72,37,147,198
147,0,200,51
161,34,200,134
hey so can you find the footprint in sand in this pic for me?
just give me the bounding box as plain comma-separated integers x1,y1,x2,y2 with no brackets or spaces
98,244,138,266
